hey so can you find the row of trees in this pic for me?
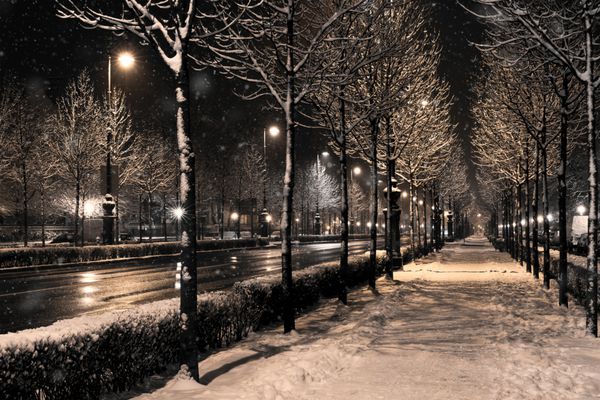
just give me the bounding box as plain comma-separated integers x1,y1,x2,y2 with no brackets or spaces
0,73,180,246
56,0,469,379
469,0,598,336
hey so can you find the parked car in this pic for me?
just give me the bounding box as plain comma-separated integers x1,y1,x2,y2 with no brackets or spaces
223,231,237,240
50,233,75,244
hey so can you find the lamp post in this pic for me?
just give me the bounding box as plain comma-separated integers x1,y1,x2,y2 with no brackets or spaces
259,125,280,237
314,151,329,235
103,51,134,245
231,212,240,239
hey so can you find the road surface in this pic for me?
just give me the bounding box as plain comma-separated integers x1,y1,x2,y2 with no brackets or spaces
0,240,376,333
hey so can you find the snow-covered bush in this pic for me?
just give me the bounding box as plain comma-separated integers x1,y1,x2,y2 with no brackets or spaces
0,252,386,399
0,239,268,269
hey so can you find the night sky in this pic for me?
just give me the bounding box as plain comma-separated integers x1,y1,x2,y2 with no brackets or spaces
0,0,483,188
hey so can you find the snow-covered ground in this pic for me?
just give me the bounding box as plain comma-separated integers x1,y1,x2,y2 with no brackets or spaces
114,237,600,400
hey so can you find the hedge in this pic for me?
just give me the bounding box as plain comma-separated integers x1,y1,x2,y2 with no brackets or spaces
293,234,374,243
0,239,269,269
0,251,387,399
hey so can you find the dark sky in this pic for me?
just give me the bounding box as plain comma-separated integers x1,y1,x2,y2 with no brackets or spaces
0,0,483,191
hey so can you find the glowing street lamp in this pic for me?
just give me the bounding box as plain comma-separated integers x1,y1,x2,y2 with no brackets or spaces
577,205,586,216
260,125,280,237
104,51,135,245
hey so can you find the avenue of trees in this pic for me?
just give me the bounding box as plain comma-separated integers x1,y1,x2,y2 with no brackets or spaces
0,0,471,380
468,0,599,336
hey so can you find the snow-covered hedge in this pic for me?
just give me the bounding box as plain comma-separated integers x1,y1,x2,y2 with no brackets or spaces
0,239,268,269
0,252,386,399
293,234,373,243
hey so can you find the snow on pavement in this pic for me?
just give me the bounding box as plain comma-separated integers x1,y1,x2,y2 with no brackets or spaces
120,237,600,400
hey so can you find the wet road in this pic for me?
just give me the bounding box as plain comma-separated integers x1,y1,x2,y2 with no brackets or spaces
0,240,373,333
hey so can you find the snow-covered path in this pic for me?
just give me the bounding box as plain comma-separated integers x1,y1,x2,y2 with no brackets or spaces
121,237,600,400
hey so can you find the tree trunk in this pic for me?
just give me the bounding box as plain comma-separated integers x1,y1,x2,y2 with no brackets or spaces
163,194,168,241
517,176,522,266
584,25,598,335
409,173,415,256
558,69,569,307
281,0,297,333
148,192,154,242
175,60,200,379
138,193,143,243
525,140,531,273
115,195,120,243
542,139,551,290
41,188,46,247
423,187,428,254
368,118,379,290
385,117,393,279
75,178,80,247
338,95,349,304
21,162,28,247
532,143,540,279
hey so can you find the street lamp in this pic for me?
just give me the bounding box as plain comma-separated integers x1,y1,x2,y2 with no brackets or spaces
231,212,240,239
349,166,361,234
577,205,586,216
260,125,280,237
103,51,135,245
172,206,184,241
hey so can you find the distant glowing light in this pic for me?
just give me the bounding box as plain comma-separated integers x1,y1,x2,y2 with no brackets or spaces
367,222,372,228
353,166,362,175
577,205,586,216
520,219,526,226
356,222,361,227
231,212,239,221
173,207,185,220
418,200,423,206
547,214,554,222
402,191,408,198
537,215,544,224
266,214,272,223
268,126,280,136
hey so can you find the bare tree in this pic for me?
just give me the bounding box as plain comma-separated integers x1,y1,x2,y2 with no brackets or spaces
56,0,235,375
103,88,141,243
47,72,103,247
202,0,367,331
0,85,40,246
132,133,177,242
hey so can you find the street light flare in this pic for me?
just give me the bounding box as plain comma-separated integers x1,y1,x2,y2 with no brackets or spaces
173,207,185,220
117,52,135,69
268,126,280,136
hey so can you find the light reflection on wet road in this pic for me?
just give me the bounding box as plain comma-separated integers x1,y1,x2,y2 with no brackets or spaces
0,240,372,333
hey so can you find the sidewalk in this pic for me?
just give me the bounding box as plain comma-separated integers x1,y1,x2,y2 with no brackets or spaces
115,237,600,400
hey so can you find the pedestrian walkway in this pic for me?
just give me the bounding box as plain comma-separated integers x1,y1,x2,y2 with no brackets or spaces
123,237,600,400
